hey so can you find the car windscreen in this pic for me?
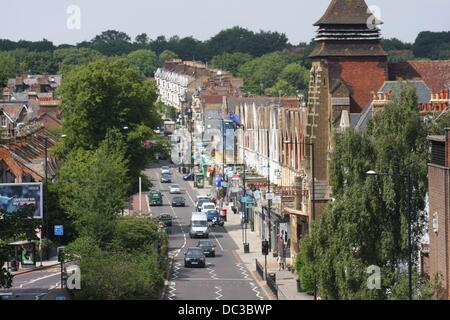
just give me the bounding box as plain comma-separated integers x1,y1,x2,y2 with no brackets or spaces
199,241,213,247
187,249,204,257
150,193,161,198
171,184,179,188
203,204,215,209
192,220,207,227
173,197,184,201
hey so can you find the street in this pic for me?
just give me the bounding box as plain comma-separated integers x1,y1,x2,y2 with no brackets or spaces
4,266,62,300
145,164,267,300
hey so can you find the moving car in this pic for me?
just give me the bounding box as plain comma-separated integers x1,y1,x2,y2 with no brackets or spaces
169,184,181,194
201,202,216,214
195,196,210,211
189,212,209,238
183,172,194,181
148,191,163,206
184,247,206,268
197,239,216,257
206,209,220,222
160,174,172,183
161,166,171,175
171,196,186,207
158,213,172,227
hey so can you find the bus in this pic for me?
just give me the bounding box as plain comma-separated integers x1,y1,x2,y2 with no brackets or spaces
148,191,163,206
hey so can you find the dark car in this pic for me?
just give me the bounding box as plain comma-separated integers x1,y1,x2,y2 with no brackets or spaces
184,247,206,268
160,174,172,183
158,213,172,227
197,239,216,257
171,196,186,207
183,172,194,181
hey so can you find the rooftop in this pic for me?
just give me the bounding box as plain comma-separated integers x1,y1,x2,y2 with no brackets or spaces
314,0,376,26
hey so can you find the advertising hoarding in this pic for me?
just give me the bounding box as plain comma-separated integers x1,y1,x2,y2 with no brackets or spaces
0,183,43,219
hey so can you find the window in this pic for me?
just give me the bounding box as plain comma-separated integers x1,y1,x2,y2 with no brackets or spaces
1,115,7,128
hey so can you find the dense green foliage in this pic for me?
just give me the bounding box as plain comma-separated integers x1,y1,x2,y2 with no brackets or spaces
211,52,253,75
414,31,450,60
57,58,160,191
296,87,443,300
127,49,159,77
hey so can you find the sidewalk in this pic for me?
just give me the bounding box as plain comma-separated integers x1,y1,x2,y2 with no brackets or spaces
128,192,151,217
188,179,313,300
6,257,60,276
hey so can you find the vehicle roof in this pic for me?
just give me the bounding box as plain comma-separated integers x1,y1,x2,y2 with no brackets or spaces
191,212,207,219
202,202,215,206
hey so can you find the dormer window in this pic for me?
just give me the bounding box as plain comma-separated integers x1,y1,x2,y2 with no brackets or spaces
1,115,7,128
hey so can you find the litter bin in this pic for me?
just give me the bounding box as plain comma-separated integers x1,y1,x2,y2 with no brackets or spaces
10,259,18,272
268,273,276,283
296,279,303,292
244,243,250,253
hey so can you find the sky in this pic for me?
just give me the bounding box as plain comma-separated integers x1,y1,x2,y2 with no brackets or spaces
1,0,449,45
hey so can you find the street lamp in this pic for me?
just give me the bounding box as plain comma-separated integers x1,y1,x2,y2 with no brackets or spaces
366,170,413,300
284,139,316,299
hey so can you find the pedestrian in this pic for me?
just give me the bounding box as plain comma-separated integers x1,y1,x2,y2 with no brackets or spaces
277,255,283,271
281,255,286,270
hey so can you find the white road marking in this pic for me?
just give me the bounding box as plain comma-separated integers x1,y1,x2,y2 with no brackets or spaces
212,231,224,251
19,273,60,288
215,286,223,300
173,278,252,281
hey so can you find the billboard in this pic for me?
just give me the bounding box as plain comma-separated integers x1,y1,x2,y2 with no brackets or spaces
0,183,43,219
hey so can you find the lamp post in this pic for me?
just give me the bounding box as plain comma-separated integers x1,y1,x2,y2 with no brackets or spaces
366,170,413,300
284,139,316,299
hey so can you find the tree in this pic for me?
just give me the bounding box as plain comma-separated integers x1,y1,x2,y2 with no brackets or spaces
53,47,103,74
265,79,297,96
127,49,159,77
0,52,19,86
278,63,310,92
134,33,150,47
238,52,290,92
59,57,158,151
90,30,133,56
301,87,432,299
56,134,129,245
210,52,253,75
8,49,57,74
413,31,450,60
159,50,178,65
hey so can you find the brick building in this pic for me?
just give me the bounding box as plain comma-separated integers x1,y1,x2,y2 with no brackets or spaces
427,129,450,299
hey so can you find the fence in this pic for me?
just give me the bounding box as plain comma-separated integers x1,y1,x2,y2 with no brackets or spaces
266,273,278,299
255,259,264,280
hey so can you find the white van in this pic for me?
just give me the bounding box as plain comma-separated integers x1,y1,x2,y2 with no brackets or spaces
189,212,209,238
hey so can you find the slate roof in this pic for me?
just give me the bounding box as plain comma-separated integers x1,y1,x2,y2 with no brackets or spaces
379,80,431,104
314,0,374,26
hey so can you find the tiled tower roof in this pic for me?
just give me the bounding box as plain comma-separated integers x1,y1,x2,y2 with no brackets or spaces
314,0,374,26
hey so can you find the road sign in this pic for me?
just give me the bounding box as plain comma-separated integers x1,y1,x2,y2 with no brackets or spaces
54,225,64,236
265,193,274,200
56,296,66,300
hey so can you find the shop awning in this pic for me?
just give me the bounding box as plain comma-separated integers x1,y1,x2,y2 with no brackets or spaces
283,207,309,217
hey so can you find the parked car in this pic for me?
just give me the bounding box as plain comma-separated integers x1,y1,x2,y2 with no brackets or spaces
0,292,15,300
148,191,163,206
183,172,195,181
184,247,206,268
161,166,171,175
158,213,173,227
171,196,186,207
160,174,172,183
197,239,216,257
169,184,181,194
201,202,216,214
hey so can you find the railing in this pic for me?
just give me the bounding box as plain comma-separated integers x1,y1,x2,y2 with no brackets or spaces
266,273,278,299
255,259,264,281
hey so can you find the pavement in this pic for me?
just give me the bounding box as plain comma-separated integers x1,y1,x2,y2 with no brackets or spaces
128,192,151,216
145,163,267,300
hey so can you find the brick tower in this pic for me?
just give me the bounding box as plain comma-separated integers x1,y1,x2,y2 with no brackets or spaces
304,0,388,223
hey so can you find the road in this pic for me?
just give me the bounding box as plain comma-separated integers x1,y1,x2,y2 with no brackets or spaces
145,164,267,300
3,266,62,300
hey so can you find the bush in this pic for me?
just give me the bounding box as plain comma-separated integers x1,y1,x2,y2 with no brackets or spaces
295,237,315,293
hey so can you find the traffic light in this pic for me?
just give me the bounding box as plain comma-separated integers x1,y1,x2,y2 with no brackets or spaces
57,246,65,262
262,240,269,256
